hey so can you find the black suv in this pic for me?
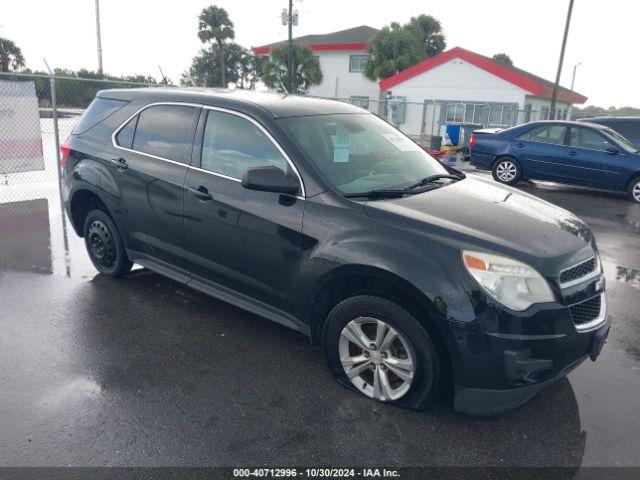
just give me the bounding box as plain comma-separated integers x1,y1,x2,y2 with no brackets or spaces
62,88,610,415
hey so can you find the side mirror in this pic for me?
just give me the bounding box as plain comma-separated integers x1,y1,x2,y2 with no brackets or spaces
241,165,299,195
606,146,621,155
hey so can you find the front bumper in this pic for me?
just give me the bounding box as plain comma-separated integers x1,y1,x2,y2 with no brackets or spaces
454,318,610,416
449,274,609,416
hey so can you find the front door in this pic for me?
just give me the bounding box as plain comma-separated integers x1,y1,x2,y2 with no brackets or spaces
563,125,611,188
513,124,570,181
183,107,305,314
112,103,200,272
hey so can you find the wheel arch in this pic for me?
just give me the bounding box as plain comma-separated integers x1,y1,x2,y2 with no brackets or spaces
307,265,455,385
69,187,112,237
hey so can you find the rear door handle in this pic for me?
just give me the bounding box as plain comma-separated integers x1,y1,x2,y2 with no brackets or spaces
188,185,213,201
515,142,525,148
568,151,577,156
109,157,128,170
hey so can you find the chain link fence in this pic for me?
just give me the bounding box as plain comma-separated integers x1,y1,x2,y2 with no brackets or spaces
0,72,160,275
331,96,598,149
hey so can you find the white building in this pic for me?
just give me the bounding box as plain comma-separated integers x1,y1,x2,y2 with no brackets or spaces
252,25,380,108
380,47,587,136
253,29,587,137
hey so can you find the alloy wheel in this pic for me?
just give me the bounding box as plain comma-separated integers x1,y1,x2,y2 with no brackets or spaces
496,160,517,182
633,181,640,203
339,317,415,401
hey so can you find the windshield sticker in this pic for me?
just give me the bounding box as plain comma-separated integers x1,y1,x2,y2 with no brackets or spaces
382,133,422,152
331,133,350,163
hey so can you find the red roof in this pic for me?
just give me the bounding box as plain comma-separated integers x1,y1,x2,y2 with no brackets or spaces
252,25,376,55
379,47,587,104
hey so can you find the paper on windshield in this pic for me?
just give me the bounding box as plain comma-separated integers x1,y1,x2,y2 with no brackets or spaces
382,133,422,152
331,133,350,163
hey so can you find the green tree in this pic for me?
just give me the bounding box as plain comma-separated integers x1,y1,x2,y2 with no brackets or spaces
197,6,235,87
492,53,513,67
0,37,26,72
181,43,261,88
405,15,446,58
261,44,322,94
364,23,423,81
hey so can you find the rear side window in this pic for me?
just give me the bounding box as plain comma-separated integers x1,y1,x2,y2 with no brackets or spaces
131,105,199,164
72,97,128,135
518,125,566,145
115,115,138,149
200,110,288,178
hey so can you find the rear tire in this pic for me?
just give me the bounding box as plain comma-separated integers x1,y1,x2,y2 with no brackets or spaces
492,157,522,185
627,176,640,203
83,209,132,278
323,295,442,410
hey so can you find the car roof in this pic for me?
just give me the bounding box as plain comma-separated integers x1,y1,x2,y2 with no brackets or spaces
96,87,365,118
520,120,609,130
578,116,640,122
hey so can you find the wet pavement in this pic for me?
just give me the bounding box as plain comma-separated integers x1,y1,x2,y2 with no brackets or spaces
1,171,639,470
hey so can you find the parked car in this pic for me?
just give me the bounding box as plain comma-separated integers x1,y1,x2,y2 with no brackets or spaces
62,90,610,415
469,120,640,202
578,116,640,149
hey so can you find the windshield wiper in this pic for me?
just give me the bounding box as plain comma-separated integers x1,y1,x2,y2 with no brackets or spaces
343,189,415,199
403,174,464,191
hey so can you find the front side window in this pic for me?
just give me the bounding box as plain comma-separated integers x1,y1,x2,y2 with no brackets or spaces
569,127,612,151
132,105,199,163
349,55,369,72
278,113,448,195
603,128,639,153
519,125,566,145
201,110,289,179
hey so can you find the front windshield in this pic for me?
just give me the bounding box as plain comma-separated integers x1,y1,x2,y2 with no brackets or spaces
278,113,448,195
603,128,638,153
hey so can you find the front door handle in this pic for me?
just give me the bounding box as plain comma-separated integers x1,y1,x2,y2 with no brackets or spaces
568,151,578,156
109,157,128,170
188,185,213,201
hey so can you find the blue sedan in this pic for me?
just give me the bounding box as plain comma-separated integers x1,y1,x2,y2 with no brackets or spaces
469,120,640,203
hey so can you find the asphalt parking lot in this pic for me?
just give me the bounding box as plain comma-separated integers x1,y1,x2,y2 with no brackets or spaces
1,171,639,471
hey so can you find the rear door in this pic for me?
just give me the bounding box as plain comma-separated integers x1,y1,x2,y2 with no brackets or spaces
565,125,613,188
113,103,200,273
513,124,570,180
183,107,305,314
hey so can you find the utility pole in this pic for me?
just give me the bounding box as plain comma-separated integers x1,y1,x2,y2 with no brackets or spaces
287,0,293,93
570,62,581,91
95,0,103,75
565,62,581,120
549,0,574,120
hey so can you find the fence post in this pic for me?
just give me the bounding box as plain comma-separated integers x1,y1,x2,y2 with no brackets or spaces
49,75,71,276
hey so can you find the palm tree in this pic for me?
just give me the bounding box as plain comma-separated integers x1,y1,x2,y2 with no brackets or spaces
197,6,235,87
405,15,446,58
261,44,323,94
0,37,26,72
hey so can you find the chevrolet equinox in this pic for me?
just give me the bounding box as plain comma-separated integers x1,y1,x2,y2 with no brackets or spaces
62,89,610,415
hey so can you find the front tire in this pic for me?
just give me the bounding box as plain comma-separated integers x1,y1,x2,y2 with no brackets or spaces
83,209,132,278
492,157,522,185
323,295,442,410
628,176,640,203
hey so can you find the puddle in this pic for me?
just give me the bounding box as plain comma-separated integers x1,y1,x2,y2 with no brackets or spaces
615,266,640,289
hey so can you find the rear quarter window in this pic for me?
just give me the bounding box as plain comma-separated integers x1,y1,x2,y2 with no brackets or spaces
72,97,128,135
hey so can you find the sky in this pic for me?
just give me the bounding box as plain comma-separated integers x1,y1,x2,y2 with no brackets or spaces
2,0,639,107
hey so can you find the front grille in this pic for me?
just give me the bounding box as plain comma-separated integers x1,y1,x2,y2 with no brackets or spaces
569,295,601,325
559,257,597,284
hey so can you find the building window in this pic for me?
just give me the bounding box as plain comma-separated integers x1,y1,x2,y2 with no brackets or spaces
349,96,370,109
349,55,369,72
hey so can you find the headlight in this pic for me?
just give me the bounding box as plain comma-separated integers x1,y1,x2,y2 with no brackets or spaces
462,250,555,311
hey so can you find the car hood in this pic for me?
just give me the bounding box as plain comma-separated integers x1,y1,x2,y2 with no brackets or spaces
363,176,594,272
